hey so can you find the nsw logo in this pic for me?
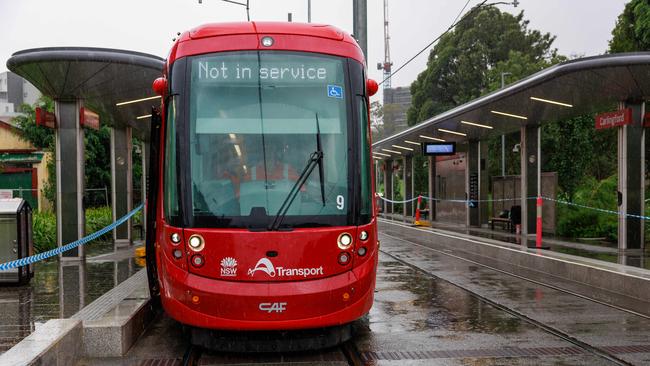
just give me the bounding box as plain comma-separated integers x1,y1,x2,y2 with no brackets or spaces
220,257,238,277
248,258,276,277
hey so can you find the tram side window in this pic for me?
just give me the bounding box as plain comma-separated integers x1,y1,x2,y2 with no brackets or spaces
359,96,371,223
164,96,180,221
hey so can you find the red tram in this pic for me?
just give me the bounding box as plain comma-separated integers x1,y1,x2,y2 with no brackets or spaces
145,22,379,350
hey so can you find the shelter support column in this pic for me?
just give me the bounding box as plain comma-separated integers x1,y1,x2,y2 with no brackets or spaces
383,159,393,214
520,125,540,240
618,101,645,253
404,155,414,218
55,100,85,260
141,141,149,240
466,140,480,227
111,126,133,248
428,156,436,221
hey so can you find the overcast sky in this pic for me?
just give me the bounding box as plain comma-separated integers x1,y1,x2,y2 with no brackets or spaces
0,0,627,101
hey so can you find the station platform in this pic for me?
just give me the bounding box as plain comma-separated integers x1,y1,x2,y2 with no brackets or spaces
382,213,650,269
3,223,650,365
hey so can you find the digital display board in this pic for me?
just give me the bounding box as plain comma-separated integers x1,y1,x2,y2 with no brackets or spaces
422,142,456,156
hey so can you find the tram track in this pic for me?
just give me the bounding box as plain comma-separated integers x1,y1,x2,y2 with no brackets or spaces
179,339,365,366
379,246,634,366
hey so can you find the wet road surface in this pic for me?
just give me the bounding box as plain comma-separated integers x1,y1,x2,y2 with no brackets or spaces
78,224,650,365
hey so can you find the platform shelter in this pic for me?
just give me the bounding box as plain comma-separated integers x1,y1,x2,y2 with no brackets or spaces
373,52,650,255
7,47,163,259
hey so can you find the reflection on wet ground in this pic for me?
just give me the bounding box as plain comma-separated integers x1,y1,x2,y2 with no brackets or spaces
373,229,650,365
0,241,141,353
380,215,650,270
353,253,614,365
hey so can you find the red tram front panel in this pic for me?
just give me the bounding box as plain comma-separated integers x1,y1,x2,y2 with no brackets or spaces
151,21,378,332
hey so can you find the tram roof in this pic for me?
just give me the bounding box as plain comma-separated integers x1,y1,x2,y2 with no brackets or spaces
372,52,650,158
7,47,164,140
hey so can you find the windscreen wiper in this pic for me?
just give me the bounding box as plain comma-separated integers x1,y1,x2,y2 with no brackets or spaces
315,113,326,207
268,114,325,231
268,150,322,231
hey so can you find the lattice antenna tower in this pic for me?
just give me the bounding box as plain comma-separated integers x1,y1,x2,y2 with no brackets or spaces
377,0,393,89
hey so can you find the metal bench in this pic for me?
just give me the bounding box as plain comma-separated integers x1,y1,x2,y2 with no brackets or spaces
489,217,511,231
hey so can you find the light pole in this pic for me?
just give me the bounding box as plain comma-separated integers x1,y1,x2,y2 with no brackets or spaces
500,72,511,176
308,0,311,22
199,0,250,21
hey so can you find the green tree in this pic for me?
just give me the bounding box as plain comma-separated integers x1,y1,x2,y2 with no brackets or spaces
408,6,558,125
13,97,55,149
13,97,56,204
609,0,650,53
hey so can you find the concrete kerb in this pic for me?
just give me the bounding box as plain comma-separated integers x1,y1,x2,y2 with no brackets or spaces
0,319,82,366
379,219,650,317
76,269,154,358
0,268,154,365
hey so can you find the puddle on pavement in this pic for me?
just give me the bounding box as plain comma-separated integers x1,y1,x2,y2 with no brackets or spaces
0,241,141,353
370,256,523,335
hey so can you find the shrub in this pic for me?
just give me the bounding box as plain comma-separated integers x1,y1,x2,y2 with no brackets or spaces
556,175,618,240
31,206,136,254
33,210,56,253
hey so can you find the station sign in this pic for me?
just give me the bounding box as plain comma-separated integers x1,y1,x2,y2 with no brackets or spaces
34,107,56,128
79,107,100,130
594,108,631,130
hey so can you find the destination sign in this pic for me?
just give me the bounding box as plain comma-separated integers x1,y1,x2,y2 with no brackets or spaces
192,54,343,85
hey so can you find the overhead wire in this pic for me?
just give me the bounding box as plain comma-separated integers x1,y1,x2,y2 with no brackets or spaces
379,0,517,86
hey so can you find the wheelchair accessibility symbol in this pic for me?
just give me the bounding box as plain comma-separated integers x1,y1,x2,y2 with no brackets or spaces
327,85,343,99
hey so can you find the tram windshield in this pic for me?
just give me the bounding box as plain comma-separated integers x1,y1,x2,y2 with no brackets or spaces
182,51,351,229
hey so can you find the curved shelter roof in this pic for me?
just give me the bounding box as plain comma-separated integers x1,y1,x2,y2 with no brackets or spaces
373,52,650,156
7,47,164,140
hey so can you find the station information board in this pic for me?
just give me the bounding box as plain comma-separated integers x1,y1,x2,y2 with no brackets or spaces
422,142,456,156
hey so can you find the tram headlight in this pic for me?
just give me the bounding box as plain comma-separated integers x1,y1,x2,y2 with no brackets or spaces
359,231,368,241
170,233,181,245
357,246,367,256
337,233,352,250
172,249,183,259
188,234,205,251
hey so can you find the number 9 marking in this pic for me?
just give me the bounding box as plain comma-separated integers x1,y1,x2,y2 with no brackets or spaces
336,195,345,210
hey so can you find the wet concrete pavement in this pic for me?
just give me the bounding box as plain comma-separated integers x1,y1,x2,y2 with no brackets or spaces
376,223,650,365
0,242,141,353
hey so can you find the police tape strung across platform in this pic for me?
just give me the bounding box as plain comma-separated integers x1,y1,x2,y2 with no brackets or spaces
0,203,144,271
377,195,650,221
377,195,531,204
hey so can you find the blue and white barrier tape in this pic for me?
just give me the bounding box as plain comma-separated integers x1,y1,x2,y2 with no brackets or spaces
379,194,650,221
0,203,144,271
540,196,650,221
378,195,535,204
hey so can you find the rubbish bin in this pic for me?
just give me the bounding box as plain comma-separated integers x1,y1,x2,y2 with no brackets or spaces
0,199,34,284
